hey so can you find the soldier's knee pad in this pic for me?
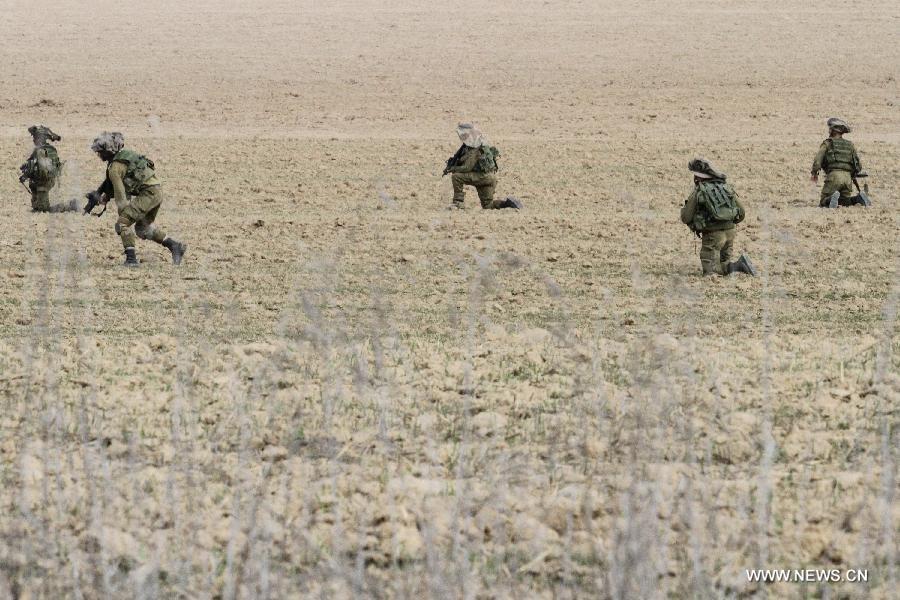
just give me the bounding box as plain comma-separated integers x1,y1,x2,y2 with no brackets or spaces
115,222,123,235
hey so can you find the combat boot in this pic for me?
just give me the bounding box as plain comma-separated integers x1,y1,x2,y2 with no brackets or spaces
827,191,840,209
498,196,523,209
726,254,756,276
852,193,871,207
123,247,139,267
162,238,187,265
48,198,79,213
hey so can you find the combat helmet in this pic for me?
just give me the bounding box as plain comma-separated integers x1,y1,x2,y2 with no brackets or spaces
827,117,851,134
688,157,726,180
90,131,125,155
28,125,61,144
456,122,484,148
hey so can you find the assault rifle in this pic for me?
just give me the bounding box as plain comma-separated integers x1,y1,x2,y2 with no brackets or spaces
18,162,32,192
83,191,108,217
442,144,466,176
84,180,112,216
852,171,871,207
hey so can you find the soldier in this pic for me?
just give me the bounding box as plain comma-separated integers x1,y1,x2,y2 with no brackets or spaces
810,118,869,208
19,125,76,213
443,123,521,209
90,132,186,267
680,158,756,277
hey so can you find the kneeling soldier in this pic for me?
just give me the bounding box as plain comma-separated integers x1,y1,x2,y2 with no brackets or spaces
680,158,755,277
19,125,76,213
443,123,520,209
811,118,869,208
90,132,186,266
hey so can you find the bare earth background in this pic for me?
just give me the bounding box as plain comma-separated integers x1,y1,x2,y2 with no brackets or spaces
0,1,898,598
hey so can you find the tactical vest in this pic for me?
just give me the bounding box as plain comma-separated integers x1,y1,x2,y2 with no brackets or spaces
692,181,740,232
823,138,857,173
109,149,157,195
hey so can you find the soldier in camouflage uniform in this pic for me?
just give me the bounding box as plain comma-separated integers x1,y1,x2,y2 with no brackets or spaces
19,125,76,213
680,158,756,277
90,132,186,267
810,118,869,208
444,123,521,209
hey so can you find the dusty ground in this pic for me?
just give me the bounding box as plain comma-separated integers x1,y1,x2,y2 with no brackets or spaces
0,1,898,598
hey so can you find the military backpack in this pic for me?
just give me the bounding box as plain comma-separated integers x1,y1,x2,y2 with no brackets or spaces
21,145,62,186
476,145,500,173
692,181,741,231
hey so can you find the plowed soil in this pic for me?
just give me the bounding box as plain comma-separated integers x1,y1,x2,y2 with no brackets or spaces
0,1,898,598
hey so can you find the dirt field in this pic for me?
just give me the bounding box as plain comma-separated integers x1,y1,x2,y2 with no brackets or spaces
1,1,898,598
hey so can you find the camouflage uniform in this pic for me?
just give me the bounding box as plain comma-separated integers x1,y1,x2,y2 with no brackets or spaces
449,147,498,208
680,158,755,277
19,126,71,212
91,132,186,266
446,123,502,209
811,118,863,207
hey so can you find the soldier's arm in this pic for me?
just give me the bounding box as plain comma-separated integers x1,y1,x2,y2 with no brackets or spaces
680,189,698,225
449,148,479,173
734,196,746,224
811,142,827,179
107,161,129,210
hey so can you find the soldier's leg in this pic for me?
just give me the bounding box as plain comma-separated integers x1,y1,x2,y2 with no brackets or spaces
821,171,855,206
720,228,736,265
134,205,167,244
834,172,855,206
451,173,467,206
820,173,838,207
115,210,139,250
48,198,79,213
129,187,165,242
475,175,498,209
31,188,51,212
699,231,727,276
132,187,186,264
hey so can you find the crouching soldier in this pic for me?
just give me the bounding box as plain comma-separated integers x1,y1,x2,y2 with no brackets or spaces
680,158,755,277
19,125,77,213
811,118,870,208
443,123,521,209
90,132,186,266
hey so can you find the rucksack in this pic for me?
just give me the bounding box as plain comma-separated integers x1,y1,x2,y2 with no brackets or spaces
696,181,739,223
23,145,62,185
477,145,500,173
